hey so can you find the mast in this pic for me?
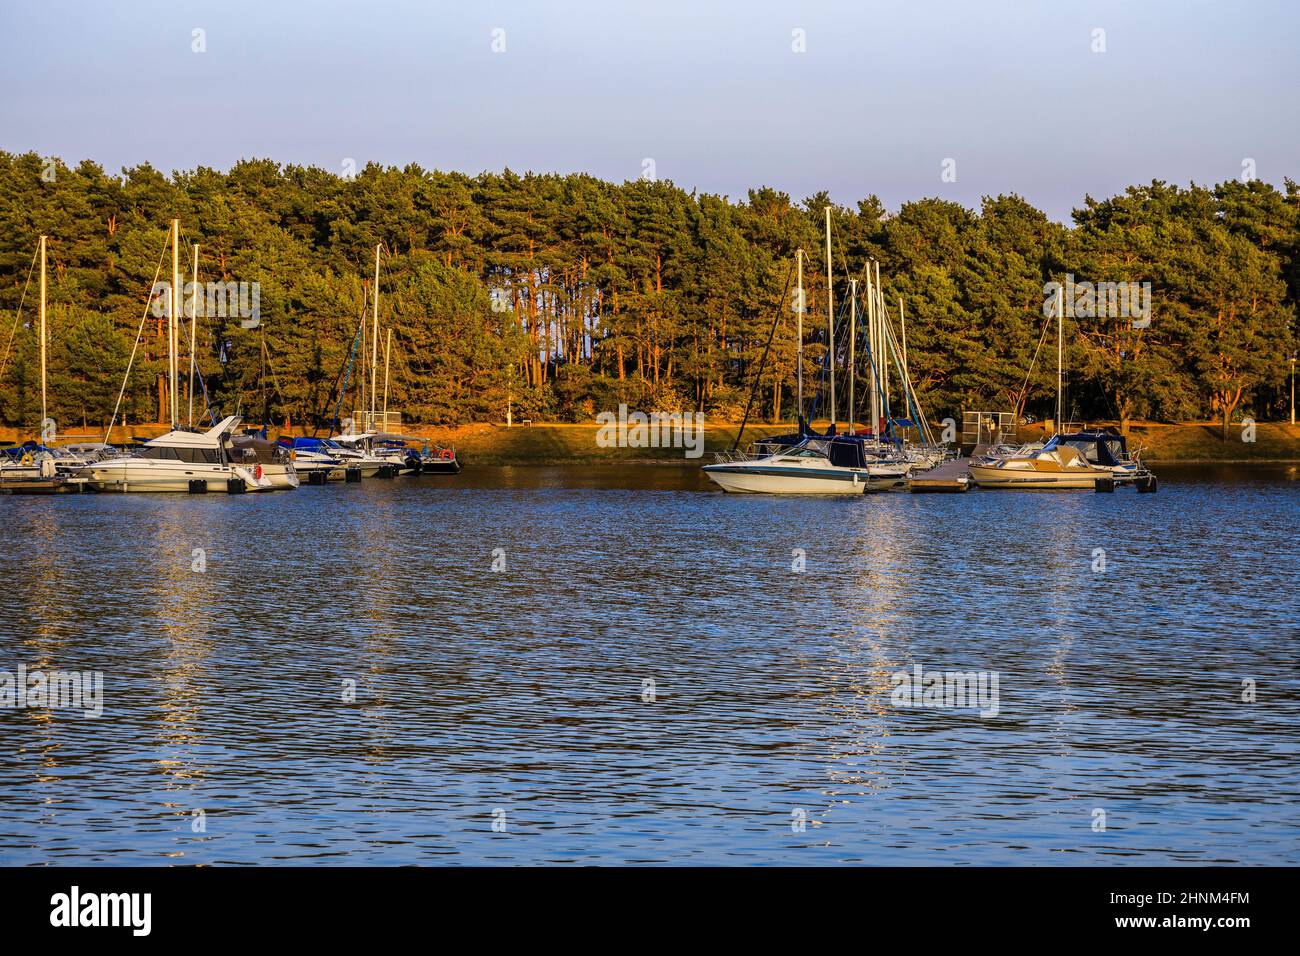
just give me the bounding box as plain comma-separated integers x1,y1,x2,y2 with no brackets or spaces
1056,282,1064,433
876,260,887,422
38,235,46,434
359,285,366,428
796,248,804,418
899,296,909,385
825,206,835,427
382,327,393,428
189,243,199,427
867,261,878,440
371,243,380,431
848,278,857,435
170,218,180,428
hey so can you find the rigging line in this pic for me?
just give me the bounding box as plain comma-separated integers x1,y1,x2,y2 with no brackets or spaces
805,292,854,424
1015,307,1055,413
326,310,367,437
103,238,170,444
880,306,935,445
732,259,796,453
0,244,40,382
192,325,216,426
828,213,873,289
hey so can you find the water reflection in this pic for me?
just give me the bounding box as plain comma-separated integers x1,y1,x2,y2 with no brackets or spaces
1,466,1297,864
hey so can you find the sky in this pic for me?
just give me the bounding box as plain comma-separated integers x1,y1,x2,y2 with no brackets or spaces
1,0,1296,222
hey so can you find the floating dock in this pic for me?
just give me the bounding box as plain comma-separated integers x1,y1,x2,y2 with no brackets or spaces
908,458,971,493
0,476,90,495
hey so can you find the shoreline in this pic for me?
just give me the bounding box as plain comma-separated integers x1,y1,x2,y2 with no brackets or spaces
4,420,1296,467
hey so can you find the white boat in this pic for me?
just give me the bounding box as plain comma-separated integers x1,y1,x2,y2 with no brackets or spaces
331,432,419,474
324,437,387,477
704,436,910,494
276,437,344,479
80,416,273,492
231,434,300,490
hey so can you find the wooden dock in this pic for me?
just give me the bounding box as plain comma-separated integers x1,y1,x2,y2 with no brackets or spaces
908,458,971,493
0,476,90,495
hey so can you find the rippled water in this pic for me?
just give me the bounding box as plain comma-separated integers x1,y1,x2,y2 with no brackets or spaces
1,464,1297,865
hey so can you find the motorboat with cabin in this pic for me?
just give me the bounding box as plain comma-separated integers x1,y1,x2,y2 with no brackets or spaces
967,441,1106,490
968,428,1156,491
704,433,911,494
79,415,273,492
330,432,421,475
275,436,343,480
278,435,385,479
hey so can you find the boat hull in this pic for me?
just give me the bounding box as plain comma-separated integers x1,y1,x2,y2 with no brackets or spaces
261,464,300,490
81,460,272,492
703,463,904,494
967,462,1101,489
420,459,461,475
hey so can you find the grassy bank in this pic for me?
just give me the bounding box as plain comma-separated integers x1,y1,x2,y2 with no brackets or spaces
5,419,1296,465
407,420,1300,465
1016,421,1300,463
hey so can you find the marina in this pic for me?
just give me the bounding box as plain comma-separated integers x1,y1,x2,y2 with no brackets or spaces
2,0,1298,930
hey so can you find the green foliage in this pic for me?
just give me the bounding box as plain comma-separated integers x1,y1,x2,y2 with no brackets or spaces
0,153,1295,431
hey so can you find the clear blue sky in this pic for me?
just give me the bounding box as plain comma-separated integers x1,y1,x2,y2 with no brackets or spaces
2,0,1295,221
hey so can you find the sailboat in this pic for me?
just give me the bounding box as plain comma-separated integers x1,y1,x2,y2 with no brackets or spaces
969,285,1130,490
704,219,913,494
0,236,53,482
0,236,109,490
85,219,274,492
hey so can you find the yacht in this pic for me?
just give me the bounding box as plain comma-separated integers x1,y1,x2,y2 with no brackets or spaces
80,416,273,492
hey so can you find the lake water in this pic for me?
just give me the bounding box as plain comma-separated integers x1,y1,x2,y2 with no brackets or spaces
1,464,1297,865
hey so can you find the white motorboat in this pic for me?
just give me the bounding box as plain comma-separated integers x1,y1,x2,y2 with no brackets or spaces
331,432,420,474
80,416,274,492
324,437,388,477
276,436,344,480
704,436,910,494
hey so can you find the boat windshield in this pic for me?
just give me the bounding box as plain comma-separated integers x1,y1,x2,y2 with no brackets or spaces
779,440,830,459
1063,440,1102,463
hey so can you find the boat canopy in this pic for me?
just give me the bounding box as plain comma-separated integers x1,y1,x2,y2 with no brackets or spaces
1045,429,1129,466
232,435,291,463
280,435,331,450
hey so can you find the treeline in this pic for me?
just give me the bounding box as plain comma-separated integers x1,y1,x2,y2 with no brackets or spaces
0,150,1296,435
